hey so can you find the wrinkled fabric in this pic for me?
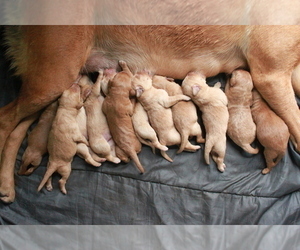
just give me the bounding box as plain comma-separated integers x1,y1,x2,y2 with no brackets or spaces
0,27,300,225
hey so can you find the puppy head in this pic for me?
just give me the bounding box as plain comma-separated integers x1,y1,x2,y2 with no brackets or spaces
60,83,83,109
132,71,152,91
229,70,253,89
182,71,206,97
101,69,117,96
152,75,174,88
135,85,145,98
109,71,132,89
77,75,93,101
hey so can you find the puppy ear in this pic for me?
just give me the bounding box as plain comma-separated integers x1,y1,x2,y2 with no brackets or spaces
192,85,201,96
229,78,236,87
214,82,222,88
129,89,136,97
166,77,175,82
135,86,144,98
76,101,84,110
82,88,92,101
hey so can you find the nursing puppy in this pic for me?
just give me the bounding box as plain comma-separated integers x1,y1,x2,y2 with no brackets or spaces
152,75,204,153
76,106,106,165
18,101,58,175
132,101,168,152
76,76,106,165
84,71,120,164
100,69,117,96
182,72,229,172
132,72,191,162
38,83,100,194
225,70,258,154
251,90,290,174
102,61,145,173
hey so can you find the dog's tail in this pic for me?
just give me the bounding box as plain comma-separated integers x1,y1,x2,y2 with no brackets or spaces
129,152,145,174
161,150,173,162
37,163,57,192
177,131,189,154
241,144,259,154
262,150,285,174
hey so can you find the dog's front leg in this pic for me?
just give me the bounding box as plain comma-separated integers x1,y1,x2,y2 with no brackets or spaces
0,25,95,203
163,95,191,108
0,113,39,203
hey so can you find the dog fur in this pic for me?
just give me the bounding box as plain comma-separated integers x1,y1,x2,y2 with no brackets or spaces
152,75,204,153
37,83,100,194
225,69,258,154
83,71,120,164
102,61,145,173
132,72,191,162
132,101,168,153
18,101,58,175
251,89,290,174
182,72,229,172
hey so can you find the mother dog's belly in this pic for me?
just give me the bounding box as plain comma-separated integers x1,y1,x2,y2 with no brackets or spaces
84,50,247,79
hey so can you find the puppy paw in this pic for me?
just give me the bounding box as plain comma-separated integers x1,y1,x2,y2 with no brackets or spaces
261,168,270,175
0,183,15,203
118,60,127,69
159,145,168,151
58,179,67,195
182,95,191,101
112,157,121,164
218,163,226,173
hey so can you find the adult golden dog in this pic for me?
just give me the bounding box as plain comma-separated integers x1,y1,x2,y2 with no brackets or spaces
1,25,300,202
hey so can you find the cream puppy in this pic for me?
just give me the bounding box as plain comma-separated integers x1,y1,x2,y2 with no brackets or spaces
132,101,168,152
225,70,258,154
84,71,120,164
18,101,58,175
132,72,191,162
152,75,204,153
182,72,229,172
38,84,100,194
76,106,106,165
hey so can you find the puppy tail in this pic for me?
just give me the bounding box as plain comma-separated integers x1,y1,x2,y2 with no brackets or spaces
177,131,189,154
161,150,173,163
262,151,285,174
130,152,145,174
37,164,56,192
242,144,259,154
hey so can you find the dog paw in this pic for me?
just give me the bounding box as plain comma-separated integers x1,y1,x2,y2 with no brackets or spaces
0,184,15,203
182,95,191,101
112,157,121,164
261,168,270,175
218,163,226,173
